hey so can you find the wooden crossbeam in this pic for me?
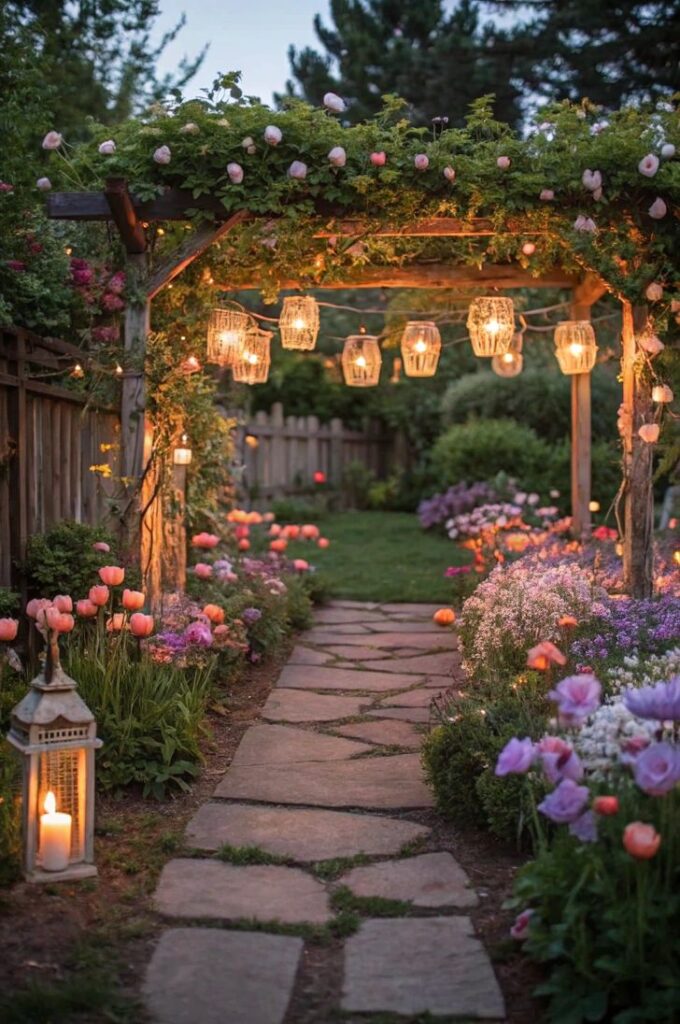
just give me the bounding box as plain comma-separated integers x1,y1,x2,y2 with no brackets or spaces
146,212,250,299
216,264,576,291
104,178,147,253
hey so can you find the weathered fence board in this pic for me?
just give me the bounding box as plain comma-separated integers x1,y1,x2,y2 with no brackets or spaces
0,327,120,591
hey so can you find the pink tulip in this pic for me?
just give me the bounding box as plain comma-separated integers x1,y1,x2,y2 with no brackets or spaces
443,165,456,182
328,146,346,167
122,589,145,611
93,541,110,553
129,612,154,638
370,151,386,166
193,563,213,580
99,565,124,586
638,423,660,443
414,153,429,171
234,525,250,540
293,559,309,572
26,598,52,619
0,619,19,642
106,613,126,632
76,599,98,618
42,607,74,633
42,131,63,150
323,92,346,113
497,156,511,170
192,532,219,549
53,594,73,613
89,585,110,607
623,821,661,859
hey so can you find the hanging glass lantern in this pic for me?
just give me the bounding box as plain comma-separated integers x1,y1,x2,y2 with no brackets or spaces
7,626,101,882
491,332,524,378
554,321,597,375
467,297,515,357
173,433,193,465
206,308,250,366
279,296,320,351
232,328,272,385
401,321,441,377
342,335,382,387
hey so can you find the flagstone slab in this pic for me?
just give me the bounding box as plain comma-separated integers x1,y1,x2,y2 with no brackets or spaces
313,608,386,624
324,644,405,661
303,624,371,640
380,688,435,708
341,852,478,909
214,753,433,809
363,652,460,675
154,858,330,924
329,600,379,610
262,689,366,723
341,917,505,1019
353,632,457,649
185,803,430,861
367,707,431,723
231,724,371,766
365,621,443,633
332,719,424,749
379,603,448,615
287,645,332,666
144,928,303,1024
276,664,424,693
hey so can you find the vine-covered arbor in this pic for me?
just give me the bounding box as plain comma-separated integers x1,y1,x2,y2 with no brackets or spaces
43,91,679,600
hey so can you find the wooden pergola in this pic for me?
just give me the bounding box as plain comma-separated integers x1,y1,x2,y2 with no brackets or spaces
48,180,652,600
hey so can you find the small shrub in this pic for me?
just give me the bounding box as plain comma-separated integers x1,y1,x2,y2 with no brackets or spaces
284,575,314,630
24,520,118,598
0,588,19,617
341,460,375,510
271,496,329,522
430,419,550,495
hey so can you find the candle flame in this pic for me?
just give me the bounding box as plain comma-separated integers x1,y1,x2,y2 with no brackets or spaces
569,342,584,357
355,355,367,368
502,352,514,364
414,339,427,353
44,791,56,814
485,319,500,334
293,318,305,329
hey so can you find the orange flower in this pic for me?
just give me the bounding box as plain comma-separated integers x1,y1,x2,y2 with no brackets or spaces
238,538,250,551
558,615,578,629
106,613,126,632
89,584,109,606
203,604,225,625
122,589,145,611
76,599,98,618
527,641,566,671
270,538,287,553
593,796,619,816
129,612,154,638
623,822,661,860
99,565,125,586
317,537,330,549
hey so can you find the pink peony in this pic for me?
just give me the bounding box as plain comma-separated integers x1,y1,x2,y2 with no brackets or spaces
323,92,346,113
539,189,555,201
98,139,116,155
107,271,126,294
101,292,125,312
370,151,386,166
36,177,52,191
581,169,602,192
648,197,667,219
638,153,659,177
184,620,212,646
264,125,282,146
414,153,429,171
328,146,346,167
153,145,171,165
227,162,244,184
288,161,308,180
496,156,511,170
52,595,73,613
42,131,63,150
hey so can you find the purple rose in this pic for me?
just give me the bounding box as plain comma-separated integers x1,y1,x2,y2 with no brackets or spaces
541,748,584,785
538,778,590,824
548,675,601,725
624,677,680,722
242,607,262,626
495,737,535,776
183,621,212,646
569,810,598,843
632,741,680,796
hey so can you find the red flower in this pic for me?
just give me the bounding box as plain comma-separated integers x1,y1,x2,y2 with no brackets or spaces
7,260,26,272
313,471,326,485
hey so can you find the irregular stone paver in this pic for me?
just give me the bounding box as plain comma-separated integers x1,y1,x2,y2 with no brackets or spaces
363,651,460,675
287,645,331,666
331,719,423,749
323,644,402,661
154,859,330,924
329,599,379,610
276,664,425,692
185,803,430,860
349,631,457,649
341,852,478,908
342,918,505,1018
231,724,370,766
365,621,443,633
379,602,446,615
313,607,386,624
262,689,366,723
145,928,302,1024
367,707,431,723
215,753,433,809
303,624,371,640
380,688,434,708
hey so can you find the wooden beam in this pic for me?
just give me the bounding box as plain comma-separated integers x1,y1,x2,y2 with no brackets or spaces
147,212,249,299
216,265,576,292
104,179,147,254
569,292,594,540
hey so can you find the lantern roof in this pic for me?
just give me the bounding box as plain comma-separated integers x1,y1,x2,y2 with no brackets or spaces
11,672,96,730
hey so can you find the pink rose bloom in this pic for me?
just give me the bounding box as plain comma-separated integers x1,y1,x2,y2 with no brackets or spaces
288,161,308,180
98,139,116,155
414,153,429,171
101,292,125,312
370,151,386,166
293,559,309,572
153,145,171,165
42,131,63,150
193,563,213,580
522,242,536,255
497,156,511,169
638,333,664,356
510,908,534,941
91,326,119,344
638,153,659,177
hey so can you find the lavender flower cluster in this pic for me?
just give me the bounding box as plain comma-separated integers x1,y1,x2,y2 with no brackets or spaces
571,594,680,664
417,481,497,530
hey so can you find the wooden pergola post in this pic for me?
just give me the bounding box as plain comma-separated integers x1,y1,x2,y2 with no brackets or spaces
621,301,654,597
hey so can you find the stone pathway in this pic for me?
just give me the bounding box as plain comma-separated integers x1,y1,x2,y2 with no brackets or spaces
144,602,506,1023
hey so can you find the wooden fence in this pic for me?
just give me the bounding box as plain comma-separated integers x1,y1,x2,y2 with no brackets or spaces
0,327,120,590
232,402,395,501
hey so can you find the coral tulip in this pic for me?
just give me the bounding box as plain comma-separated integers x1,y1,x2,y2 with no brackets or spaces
122,589,145,611
129,613,154,638
433,608,456,626
93,541,110,553
623,822,661,859
89,585,109,607
317,537,330,549
203,604,225,625
235,525,250,540
293,559,309,572
26,598,52,619
192,532,219,549
283,525,300,540
76,599,98,618
53,595,73,613
593,796,619,816
238,538,250,551
527,641,567,671
270,539,287,553
106,613,126,632
0,618,19,642
313,471,327,484
193,563,213,580
269,524,282,537
301,524,320,540
99,565,124,586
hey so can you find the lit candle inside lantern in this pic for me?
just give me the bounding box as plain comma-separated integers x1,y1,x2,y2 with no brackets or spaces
569,342,584,357
355,355,367,368
502,352,514,364
246,352,259,365
39,791,71,872
485,319,500,334
219,330,240,347
414,339,427,353
293,318,305,330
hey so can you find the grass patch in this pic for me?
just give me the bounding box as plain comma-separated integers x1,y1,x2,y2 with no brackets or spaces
216,843,291,866
331,885,413,918
0,973,139,1024
312,853,372,881
399,835,429,857
286,511,466,602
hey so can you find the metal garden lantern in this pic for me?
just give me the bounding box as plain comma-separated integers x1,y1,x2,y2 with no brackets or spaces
7,629,101,882
554,320,598,375
342,335,382,387
232,328,272,385
401,321,441,377
279,296,320,351
173,433,193,465
467,297,515,357
206,307,250,366
491,332,523,378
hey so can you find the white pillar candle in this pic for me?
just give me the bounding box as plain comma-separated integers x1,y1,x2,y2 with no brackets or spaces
39,791,72,872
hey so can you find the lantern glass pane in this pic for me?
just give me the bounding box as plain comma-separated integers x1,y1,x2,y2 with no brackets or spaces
232,329,272,384
38,746,84,860
341,336,382,387
467,297,515,356
401,321,441,377
280,296,320,351
554,320,598,375
207,308,250,366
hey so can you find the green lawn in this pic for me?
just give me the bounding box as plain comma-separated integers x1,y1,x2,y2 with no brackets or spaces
287,511,468,603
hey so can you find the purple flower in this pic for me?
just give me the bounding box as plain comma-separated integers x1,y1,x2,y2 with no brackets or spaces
541,748,584,784
538,778,590,824
632,741,680,796
569,810,598,843
183,621,213,646
445,565,472,577
495,737,535,776
242,607,262,626
624,677,680,722
548,675,601,725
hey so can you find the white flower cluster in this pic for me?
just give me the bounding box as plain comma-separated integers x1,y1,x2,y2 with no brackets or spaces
605,647,680,695
445,502,524,539
460,560,598,677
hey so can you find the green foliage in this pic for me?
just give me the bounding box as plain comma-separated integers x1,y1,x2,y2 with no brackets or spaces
0,659,25,886
545,438,622,511
24,520,118,598
430,418,551,495
217,844,289,866
271,496,330,522
342,460,376,510
0,589,19,617
283,574,315,630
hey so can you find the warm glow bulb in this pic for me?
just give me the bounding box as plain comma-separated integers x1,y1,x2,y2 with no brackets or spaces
293,318,305,329
414,339,427,353
220,330,240,346
502,352,514,364
246,352,258,365
44,791,56,814
355,355,367,368
673,550,680,566
569,342,584,357
485,319,500,334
